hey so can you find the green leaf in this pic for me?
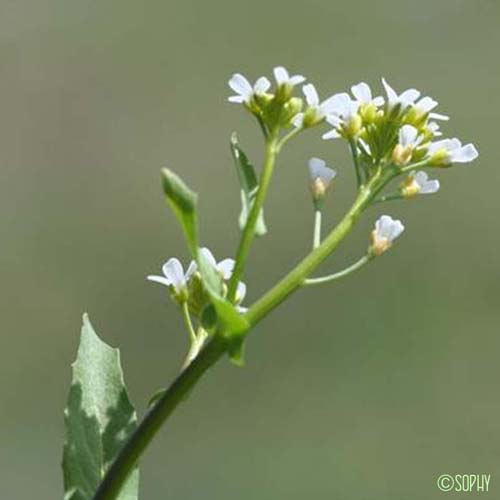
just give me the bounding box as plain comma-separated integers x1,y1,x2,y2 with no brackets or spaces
197,250,249,339
228,338,246,367
230,133,267,236
63,314,139,500
147,388,166,410
161,168,199,256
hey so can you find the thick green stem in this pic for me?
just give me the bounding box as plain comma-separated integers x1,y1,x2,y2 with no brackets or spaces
92,336,227,500
227,137,279,301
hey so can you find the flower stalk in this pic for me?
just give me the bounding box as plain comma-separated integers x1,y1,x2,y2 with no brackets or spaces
227,136,279,301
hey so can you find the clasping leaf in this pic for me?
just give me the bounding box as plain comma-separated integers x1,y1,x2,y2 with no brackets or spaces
230,133,267,236
161,168,199,256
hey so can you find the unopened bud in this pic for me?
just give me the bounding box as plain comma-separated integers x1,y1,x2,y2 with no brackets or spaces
359,103,377,124
344,113,363,138
391,144,414,166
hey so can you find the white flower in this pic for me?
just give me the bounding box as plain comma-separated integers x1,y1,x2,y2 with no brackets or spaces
198,247,235,280
382,78,420,110
370,215,405,256
392,125,424,166
293,84,344,127
427,138,479,166
412,96,449,121
402,171,440,198
351,82,385,107
399,124,423,148
235,281,248,313
322,94,361,139
273,66,306,88
427,121,442,137
228,73,271,104
308,157,337,200
148,258,196,296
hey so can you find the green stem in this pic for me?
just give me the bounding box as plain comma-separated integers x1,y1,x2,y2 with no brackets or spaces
181,328,209,370
181,301,196,344
277,126,301,150
373,193,404,204
245,177,385,326
92,168,395,500
400,159,430,173
227,137,279,301
92,335,227,500
313,210,322,249
349,138,363,187
303,254,371,286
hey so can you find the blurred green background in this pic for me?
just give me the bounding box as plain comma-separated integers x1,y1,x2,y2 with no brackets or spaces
1,0,499,498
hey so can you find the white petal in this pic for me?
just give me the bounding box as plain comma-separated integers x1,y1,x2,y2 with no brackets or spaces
427,138,456,155
325,92,352,116
450,144,479,163
322,128,341,140
376,215,393,239
147,275,171,287
429,112,450,121
375,215,404,242
351,82,372,103
236,281,247,303
399,88,421,107
185,260,197,281
228,95,246,103
254,76,271,94
162,258,185,291
273,66,289,85
199,247,217,268
308,157,326,177
308,157,336,184
421,179,440,194
382,78,398,104
389,220,405,240
373,96,385,106
292,113,304,128
228,73,252,97
413,170,429,186
303,83,319,107
290,74,306,86
399,125,419,147
416,96,438,113
217,258,235,280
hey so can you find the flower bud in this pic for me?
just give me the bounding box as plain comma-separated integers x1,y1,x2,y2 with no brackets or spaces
282,97,304,126
369,215,404,257
344,113,363,138
428,148,451,167
308,158,337,205
391,144,414,166
359,102,378,124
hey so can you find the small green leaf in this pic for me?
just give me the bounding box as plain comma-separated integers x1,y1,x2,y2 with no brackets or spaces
197,250,249,339
230,133,267,236
228,338,246,367
63,314,139,500
147,388,166,409
161,168,199,256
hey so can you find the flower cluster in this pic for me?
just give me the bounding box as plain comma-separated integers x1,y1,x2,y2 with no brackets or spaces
320,78,478,170
228,69,478,172
148,247,247,314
